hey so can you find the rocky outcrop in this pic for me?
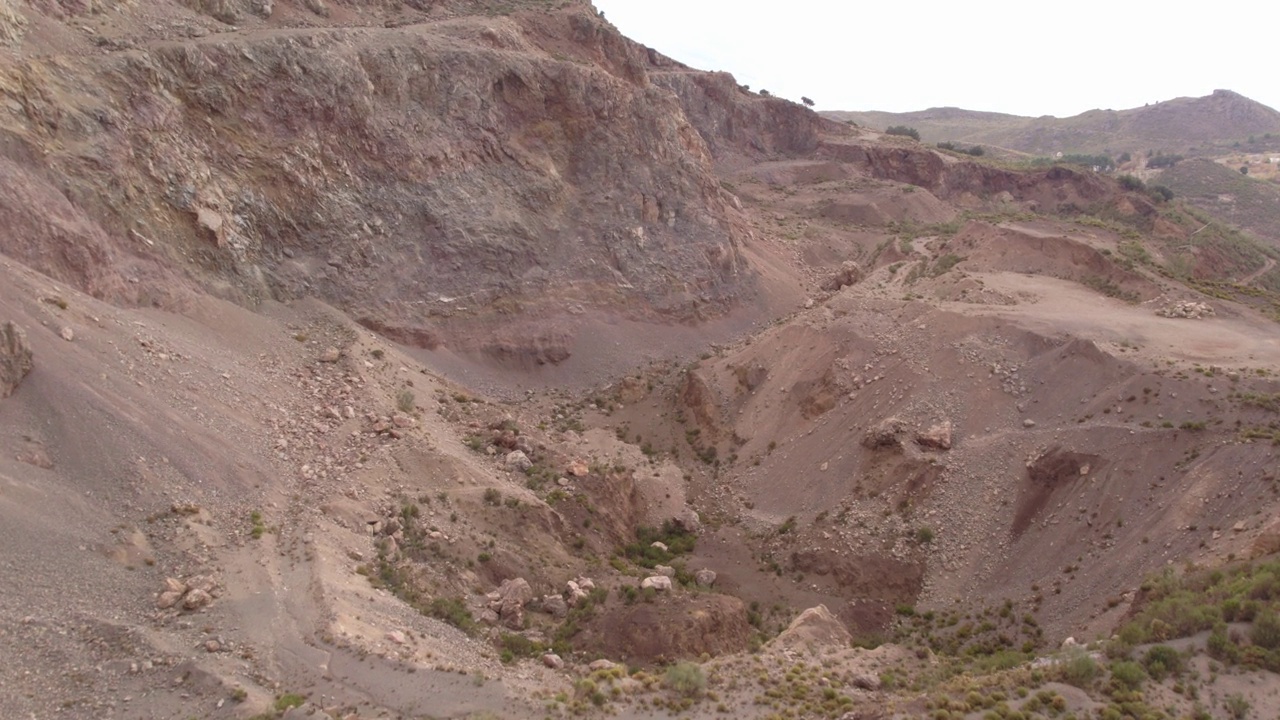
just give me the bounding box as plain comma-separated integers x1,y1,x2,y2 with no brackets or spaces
817,140,1113,208
0,322,33,398
585,594,750,662
770,604,851,651
0,0,25,46
650,70,827,160
0,3,760,356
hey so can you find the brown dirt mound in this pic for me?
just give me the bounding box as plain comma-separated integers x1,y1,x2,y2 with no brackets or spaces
580,593,751,664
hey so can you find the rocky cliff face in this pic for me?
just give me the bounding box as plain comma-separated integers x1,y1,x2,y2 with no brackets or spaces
0,0,807,360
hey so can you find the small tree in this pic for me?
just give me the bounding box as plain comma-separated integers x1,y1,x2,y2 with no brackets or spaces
801,96,815,107
1240,165,1250,175
885,125,920,141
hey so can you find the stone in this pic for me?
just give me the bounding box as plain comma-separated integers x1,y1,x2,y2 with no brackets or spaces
204,640,221,653
59,326,75,341
1061,636,1078,648
650,541,669,552
391,413,416,428
496,577,533,629
588,659,617,671
0,322,33,399
694,568,717,587
820,260,864,292
1023,418,1037,428
186,575,218,595
540,594,568,619
862,418,906,450
542,653,564,669
162,577,187,594
915,420,953,451
640,575,672,591
567,460,589,477
385,630,406,645
849,673,881,691
156,590,183,609
505,450,533,471
319,347,341,363
654,564,676,578
182,588,212,611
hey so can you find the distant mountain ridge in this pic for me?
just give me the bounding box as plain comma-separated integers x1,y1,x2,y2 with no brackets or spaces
824,90,1280,156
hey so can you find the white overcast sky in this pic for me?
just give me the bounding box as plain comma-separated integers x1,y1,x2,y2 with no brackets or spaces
592,1,1280,118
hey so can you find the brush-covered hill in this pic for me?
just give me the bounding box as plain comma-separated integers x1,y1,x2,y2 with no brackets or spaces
826,89,1280,156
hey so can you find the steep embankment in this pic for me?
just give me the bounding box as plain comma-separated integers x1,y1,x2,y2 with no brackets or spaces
0,0,831,372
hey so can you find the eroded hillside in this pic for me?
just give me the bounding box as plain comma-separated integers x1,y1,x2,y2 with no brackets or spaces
2,2,1280,720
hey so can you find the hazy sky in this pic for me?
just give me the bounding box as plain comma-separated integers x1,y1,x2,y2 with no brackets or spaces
592,1,1280,118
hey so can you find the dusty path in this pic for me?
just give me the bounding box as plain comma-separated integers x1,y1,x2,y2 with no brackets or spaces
1241,256,1278,285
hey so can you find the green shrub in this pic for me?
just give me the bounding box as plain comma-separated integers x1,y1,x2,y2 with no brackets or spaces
1109,660,1147,690
275,693,306,711
1118,175,1146,192
1142,645,1183,680
429,597,477,634
886,125,921,141
1252,609,1280,649
664,662,706,697
396,388,415,412
1059,651,1099,688
1224,693,1250,719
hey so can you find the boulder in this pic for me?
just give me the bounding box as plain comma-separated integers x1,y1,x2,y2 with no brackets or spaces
155,590,184,609
654,564,676,578
0,322,33,399
640,575,672,591
694,569,717,587
862,418,906,450
540,594,568,619
541,653,564,669
495,577,533,629
505,450,533,471
820,260,864,292
182,588,213,611
567,460,589,477
915,420,952,451
849,672,881,690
